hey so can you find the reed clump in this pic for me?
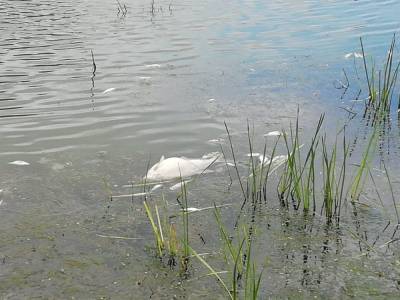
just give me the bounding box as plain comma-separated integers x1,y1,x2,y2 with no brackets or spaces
143,178,191,273
192,206,264,300
360,35,400,124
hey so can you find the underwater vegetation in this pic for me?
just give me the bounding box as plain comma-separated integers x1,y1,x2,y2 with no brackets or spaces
106,36,400,299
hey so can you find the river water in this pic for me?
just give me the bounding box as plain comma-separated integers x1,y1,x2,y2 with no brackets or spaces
1,0,400,298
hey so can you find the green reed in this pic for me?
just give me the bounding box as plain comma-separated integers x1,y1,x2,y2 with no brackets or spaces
278,113,324,212
360,35,400,123
177,177,190,273
192,206,264,300
143,177,192,272
349,126,377,201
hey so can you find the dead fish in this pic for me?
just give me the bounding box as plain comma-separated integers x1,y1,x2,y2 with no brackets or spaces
247,153,261,157
207,138,224,144
146,152,221,182
9,160,30,166
344,52,363,59
144,64,162,68
264,131,282,137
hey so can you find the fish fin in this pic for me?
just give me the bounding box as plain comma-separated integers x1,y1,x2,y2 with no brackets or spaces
159,155,165,163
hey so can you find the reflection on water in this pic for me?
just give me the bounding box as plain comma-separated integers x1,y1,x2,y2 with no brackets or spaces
1,0,399,157
1,0,400,298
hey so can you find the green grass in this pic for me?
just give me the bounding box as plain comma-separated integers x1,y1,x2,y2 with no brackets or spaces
192,206,265,300
143,187,190,271
360,35,400,123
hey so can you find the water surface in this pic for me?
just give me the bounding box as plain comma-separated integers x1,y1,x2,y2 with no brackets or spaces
1,0,400,298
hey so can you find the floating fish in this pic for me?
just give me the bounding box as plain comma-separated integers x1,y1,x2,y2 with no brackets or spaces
145,64,162,68
246,153,261,157
344,52,363,59
102,88,116,94
264,131,282,137
208,98,216,102
145,152,221,182
9,160,30,166
207,138,224,144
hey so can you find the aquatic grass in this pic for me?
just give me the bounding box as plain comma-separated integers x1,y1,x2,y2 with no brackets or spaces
142,186,190,270
178,176,190,273
143,200,164,257
278,113,324,212
246,126,281,206
275,112,357,224
260,137,280,203
382,161,400,224
116,0,128,16
190,247,233,299
224,121,248,210
192,207,264,299
349,126,377,201
321,135,337,222
360,35,400,123
214,206,244,276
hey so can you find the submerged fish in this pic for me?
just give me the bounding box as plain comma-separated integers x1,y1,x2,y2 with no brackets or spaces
344,52,363,59
145,152,221,181
264,131,282,137
144,64,162,68
9,160,30,166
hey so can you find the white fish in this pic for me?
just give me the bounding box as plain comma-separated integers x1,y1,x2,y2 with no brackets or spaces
264,131,282,137
344,53,353,59
247,153,261,157
344,52,363,59
207,138,224,144
145,64,162,68
208,98,216,102
183,207,201,212
102,88,116,94
169,179,192,191
146,152,220,182
9,160,30,166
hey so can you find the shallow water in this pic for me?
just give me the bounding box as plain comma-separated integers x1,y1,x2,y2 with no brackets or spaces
1,0,400,298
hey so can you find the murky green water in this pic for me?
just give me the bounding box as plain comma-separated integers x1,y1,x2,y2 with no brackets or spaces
1,0,400,298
